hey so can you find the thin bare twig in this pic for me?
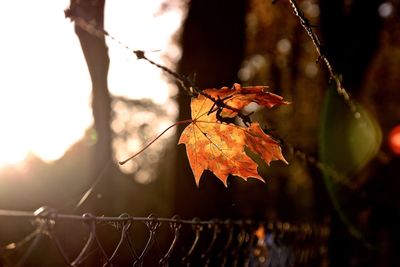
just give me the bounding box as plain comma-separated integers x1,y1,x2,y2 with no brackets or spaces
291,147,355,189
66,13,255,126
287,0,358,115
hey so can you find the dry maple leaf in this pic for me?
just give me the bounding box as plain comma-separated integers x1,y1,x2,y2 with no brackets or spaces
204,83,290,118
179,91,288,186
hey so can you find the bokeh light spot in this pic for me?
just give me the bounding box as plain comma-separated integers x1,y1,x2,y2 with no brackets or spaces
378,2,394,18
277,38,291,54
388,125,400,155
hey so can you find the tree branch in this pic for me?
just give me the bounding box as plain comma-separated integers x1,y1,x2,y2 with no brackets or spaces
65,13,255,126
287,0,358,115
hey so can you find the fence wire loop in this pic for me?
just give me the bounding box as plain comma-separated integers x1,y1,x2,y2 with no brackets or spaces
33,206,56,218
117,213,132,230
145,214,161,232
181,217,203,265
117,213,140,263
231,223,249,266
132,214,160,266
69,213,98,266
103,214,134,267
159,215,181,266
32,206,58,231
219,220,234,266
244,230,256,267
201,219,220,266
85,215,112,266
35,209,74,266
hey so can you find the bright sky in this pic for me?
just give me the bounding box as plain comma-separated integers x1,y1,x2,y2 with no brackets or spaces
0,0,183,168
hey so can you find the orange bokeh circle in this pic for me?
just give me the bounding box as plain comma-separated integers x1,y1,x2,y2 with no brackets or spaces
388,125,400,155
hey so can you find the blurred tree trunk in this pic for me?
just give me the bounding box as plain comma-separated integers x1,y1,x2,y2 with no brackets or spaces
174,0,248,219
68,0,113,212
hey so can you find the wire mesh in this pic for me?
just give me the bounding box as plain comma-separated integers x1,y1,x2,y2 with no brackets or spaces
0,207,329,267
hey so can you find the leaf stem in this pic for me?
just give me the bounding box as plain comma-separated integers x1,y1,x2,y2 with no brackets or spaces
118,119,193,165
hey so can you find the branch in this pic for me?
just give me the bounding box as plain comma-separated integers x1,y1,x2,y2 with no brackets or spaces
65,13,254,126
133,51,253,125
287,0,358,115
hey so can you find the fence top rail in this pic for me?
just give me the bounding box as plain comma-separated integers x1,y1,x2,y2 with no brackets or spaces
0,207,252,225
0,207,327,233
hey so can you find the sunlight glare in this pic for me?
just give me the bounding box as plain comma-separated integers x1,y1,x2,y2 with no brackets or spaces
0,0,183,171
0,0,92,167
105,0,184,104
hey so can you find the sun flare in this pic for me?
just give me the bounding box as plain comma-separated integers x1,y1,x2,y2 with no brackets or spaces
0,0,183,169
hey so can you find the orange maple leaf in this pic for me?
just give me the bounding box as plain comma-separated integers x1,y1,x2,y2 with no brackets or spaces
179,91,288,186
204,83,290,118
